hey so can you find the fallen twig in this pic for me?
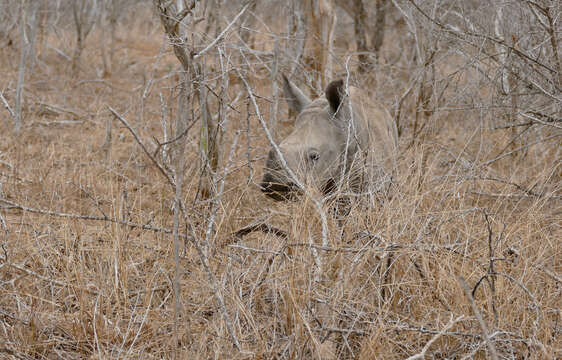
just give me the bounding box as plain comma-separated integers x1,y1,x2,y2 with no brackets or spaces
37,102,82,119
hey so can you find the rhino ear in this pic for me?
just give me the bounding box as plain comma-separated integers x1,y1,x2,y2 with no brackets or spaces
281,73,311,113
325,79,345,115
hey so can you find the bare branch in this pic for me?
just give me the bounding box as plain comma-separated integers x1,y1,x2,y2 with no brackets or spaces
0,197,193,241
458,276,499,360
108,106,176,188
186,222,242,351
193,1,253,59
406,315,465,360
0,91,15,118
5,262,98,295
483,134,562,166
520,112,562,129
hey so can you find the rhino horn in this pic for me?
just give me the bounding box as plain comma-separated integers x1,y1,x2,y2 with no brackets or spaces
281,73,311,113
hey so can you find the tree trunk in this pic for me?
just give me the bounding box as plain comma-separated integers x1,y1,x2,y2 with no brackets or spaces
72,0,98,76
373,0,387,61
352,0,369,73
15,0,39,133
304,0,336,90
197,63,219,200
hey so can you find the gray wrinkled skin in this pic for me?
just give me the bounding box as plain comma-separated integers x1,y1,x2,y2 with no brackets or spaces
261,75,398,201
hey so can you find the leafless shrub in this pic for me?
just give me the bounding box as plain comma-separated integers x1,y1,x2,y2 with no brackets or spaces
391,0,561,148
99,0,134,75
72,0,99,75
0,0,20,50
336,0,389,74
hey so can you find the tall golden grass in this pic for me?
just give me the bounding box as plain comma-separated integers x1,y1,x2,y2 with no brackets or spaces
0,5,559,359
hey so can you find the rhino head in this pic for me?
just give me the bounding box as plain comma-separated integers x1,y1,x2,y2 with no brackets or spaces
261,75,359,201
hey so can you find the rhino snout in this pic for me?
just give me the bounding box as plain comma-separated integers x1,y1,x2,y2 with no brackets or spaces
260,172,299,201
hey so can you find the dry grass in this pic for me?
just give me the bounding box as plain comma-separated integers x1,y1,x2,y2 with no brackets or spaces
0,5,560,359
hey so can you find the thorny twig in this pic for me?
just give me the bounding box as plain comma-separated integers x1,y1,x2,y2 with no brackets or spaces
471,176,546,198
68,181,108,219
151,122,194,162
195,133,243,351
194,1,254,59
108,106,176,188
3,262,98,295
520,111,562,130
494,272,542,339
405,0,561,87
0,91,15,118
0,212,8,235
471,210,500,325
459,276,499,360
483,134,562,166
185,221,242,351
406,315,465,360
0,198,193,241
530,263,562,284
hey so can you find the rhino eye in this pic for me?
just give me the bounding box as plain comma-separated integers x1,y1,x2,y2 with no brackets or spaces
308,150,320,163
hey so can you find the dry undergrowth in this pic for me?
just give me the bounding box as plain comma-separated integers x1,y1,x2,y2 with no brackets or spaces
0,5,560,360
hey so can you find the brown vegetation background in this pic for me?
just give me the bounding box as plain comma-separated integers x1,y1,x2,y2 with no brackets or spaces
0,0,560,358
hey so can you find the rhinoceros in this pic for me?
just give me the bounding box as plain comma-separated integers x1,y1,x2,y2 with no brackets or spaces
261,75,398,201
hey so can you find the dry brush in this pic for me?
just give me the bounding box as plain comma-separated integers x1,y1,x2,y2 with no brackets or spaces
0,0,559,358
